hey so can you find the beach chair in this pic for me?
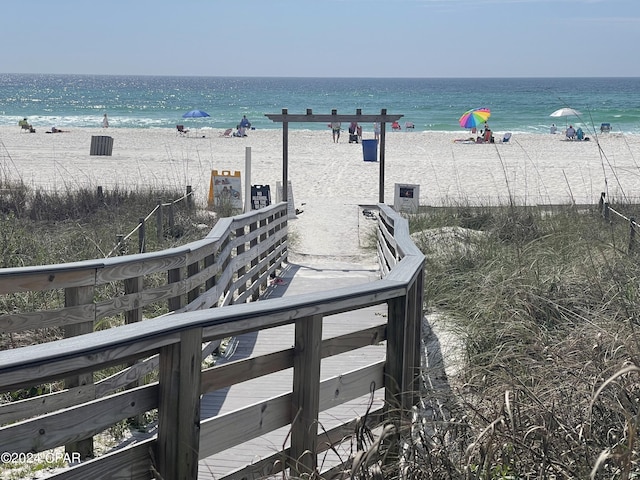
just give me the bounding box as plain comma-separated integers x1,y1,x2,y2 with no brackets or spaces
405,122,415,129
600,123,611,133
176,125,189,136
500,132,512,143
392,121,401,131
220,128,233,138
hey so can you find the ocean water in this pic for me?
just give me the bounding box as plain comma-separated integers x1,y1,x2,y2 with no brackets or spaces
1,74,639,134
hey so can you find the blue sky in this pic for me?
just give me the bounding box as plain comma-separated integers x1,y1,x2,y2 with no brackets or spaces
3,0,639,77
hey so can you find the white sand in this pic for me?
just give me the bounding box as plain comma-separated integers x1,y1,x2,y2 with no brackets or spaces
2,126,637,208
4,125,637,259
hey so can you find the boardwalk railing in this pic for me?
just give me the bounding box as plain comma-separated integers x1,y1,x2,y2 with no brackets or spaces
0,203,424,480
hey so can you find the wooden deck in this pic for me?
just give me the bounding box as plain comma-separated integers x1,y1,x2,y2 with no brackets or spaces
198,200,386,478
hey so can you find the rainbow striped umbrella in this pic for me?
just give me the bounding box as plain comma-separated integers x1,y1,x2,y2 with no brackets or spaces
459,108,491,129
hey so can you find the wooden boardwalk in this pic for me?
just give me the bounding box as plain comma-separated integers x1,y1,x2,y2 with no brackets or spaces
198,200,387,479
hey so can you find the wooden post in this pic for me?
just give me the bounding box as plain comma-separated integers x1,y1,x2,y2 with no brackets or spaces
115,234,125,255
603,202,610,222
64,285,95,460
169,202,176,237
156,328,203,480
138,217,145,253
244,148,252,214
404,268,424,408
290,314,323,476
124,276,144,426
282,108,289,203
156,200,164,241
630,217,636,253
598,192,606,214
386,295,407,414
379,109,387,203
97,185,103,200
186,185,193,210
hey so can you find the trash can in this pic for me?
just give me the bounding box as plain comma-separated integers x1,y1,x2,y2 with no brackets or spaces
362,139,378,162
90,136,114,156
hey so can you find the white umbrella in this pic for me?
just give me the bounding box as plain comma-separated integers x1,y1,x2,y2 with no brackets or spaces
550,107,582,118
550,108,582,128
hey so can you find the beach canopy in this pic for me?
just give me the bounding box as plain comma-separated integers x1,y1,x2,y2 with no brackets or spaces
459,108,491,129
549,108,582,118
182,109,210,118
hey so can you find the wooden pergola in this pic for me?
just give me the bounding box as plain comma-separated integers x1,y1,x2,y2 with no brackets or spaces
265,108,403,203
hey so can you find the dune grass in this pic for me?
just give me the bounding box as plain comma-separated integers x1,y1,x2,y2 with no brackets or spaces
404,203,640,479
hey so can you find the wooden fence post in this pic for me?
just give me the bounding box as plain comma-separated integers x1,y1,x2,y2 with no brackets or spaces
169,202,176,237
156,328,203,480
186,185,193,209
156,200,164,241
64,285,95,460
630,217,636,253
290,314,323,476
115,234,125,255
138,217,145,253
603,202,610,222
598,192,605,213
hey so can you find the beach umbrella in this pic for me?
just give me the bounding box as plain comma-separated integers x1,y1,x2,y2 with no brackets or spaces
459,108,491,129
181,109,210,136
549,107,582,119
549,107,582,128
182,109,210,118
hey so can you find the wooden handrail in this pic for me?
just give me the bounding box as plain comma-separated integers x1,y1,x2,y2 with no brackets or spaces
0,202,424,480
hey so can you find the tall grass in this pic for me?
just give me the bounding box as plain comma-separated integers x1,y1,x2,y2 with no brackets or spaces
408,203,640,479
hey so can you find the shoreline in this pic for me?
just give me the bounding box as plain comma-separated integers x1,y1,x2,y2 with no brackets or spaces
1,126,638,207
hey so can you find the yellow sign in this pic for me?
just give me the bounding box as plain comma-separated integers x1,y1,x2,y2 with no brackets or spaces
208,170,243,208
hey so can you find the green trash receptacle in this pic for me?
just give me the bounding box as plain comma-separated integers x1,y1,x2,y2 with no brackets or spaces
362,139,378,162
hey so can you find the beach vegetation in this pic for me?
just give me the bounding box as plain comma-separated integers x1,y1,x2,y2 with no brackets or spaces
401,203,640,479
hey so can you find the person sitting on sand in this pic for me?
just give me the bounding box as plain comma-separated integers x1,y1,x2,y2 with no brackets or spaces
19,118,36,133
48,126,67,133
566,125,576,140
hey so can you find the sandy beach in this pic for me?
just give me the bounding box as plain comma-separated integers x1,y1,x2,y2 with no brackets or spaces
1,126,639,209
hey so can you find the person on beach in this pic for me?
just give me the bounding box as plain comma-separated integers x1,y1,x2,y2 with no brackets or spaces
550,123,557,134
566,125,576,140
102,113,109,128
19,117,35,133
373,122,380,140
239,115,251,136
331,121,341,143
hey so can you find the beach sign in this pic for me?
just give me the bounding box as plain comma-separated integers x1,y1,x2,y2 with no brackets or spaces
208,170,243,209
251,185,271,210
276,180,296,218
393,183,419,213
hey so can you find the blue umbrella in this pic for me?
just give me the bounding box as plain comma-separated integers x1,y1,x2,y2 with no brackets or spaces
182,109,210,118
